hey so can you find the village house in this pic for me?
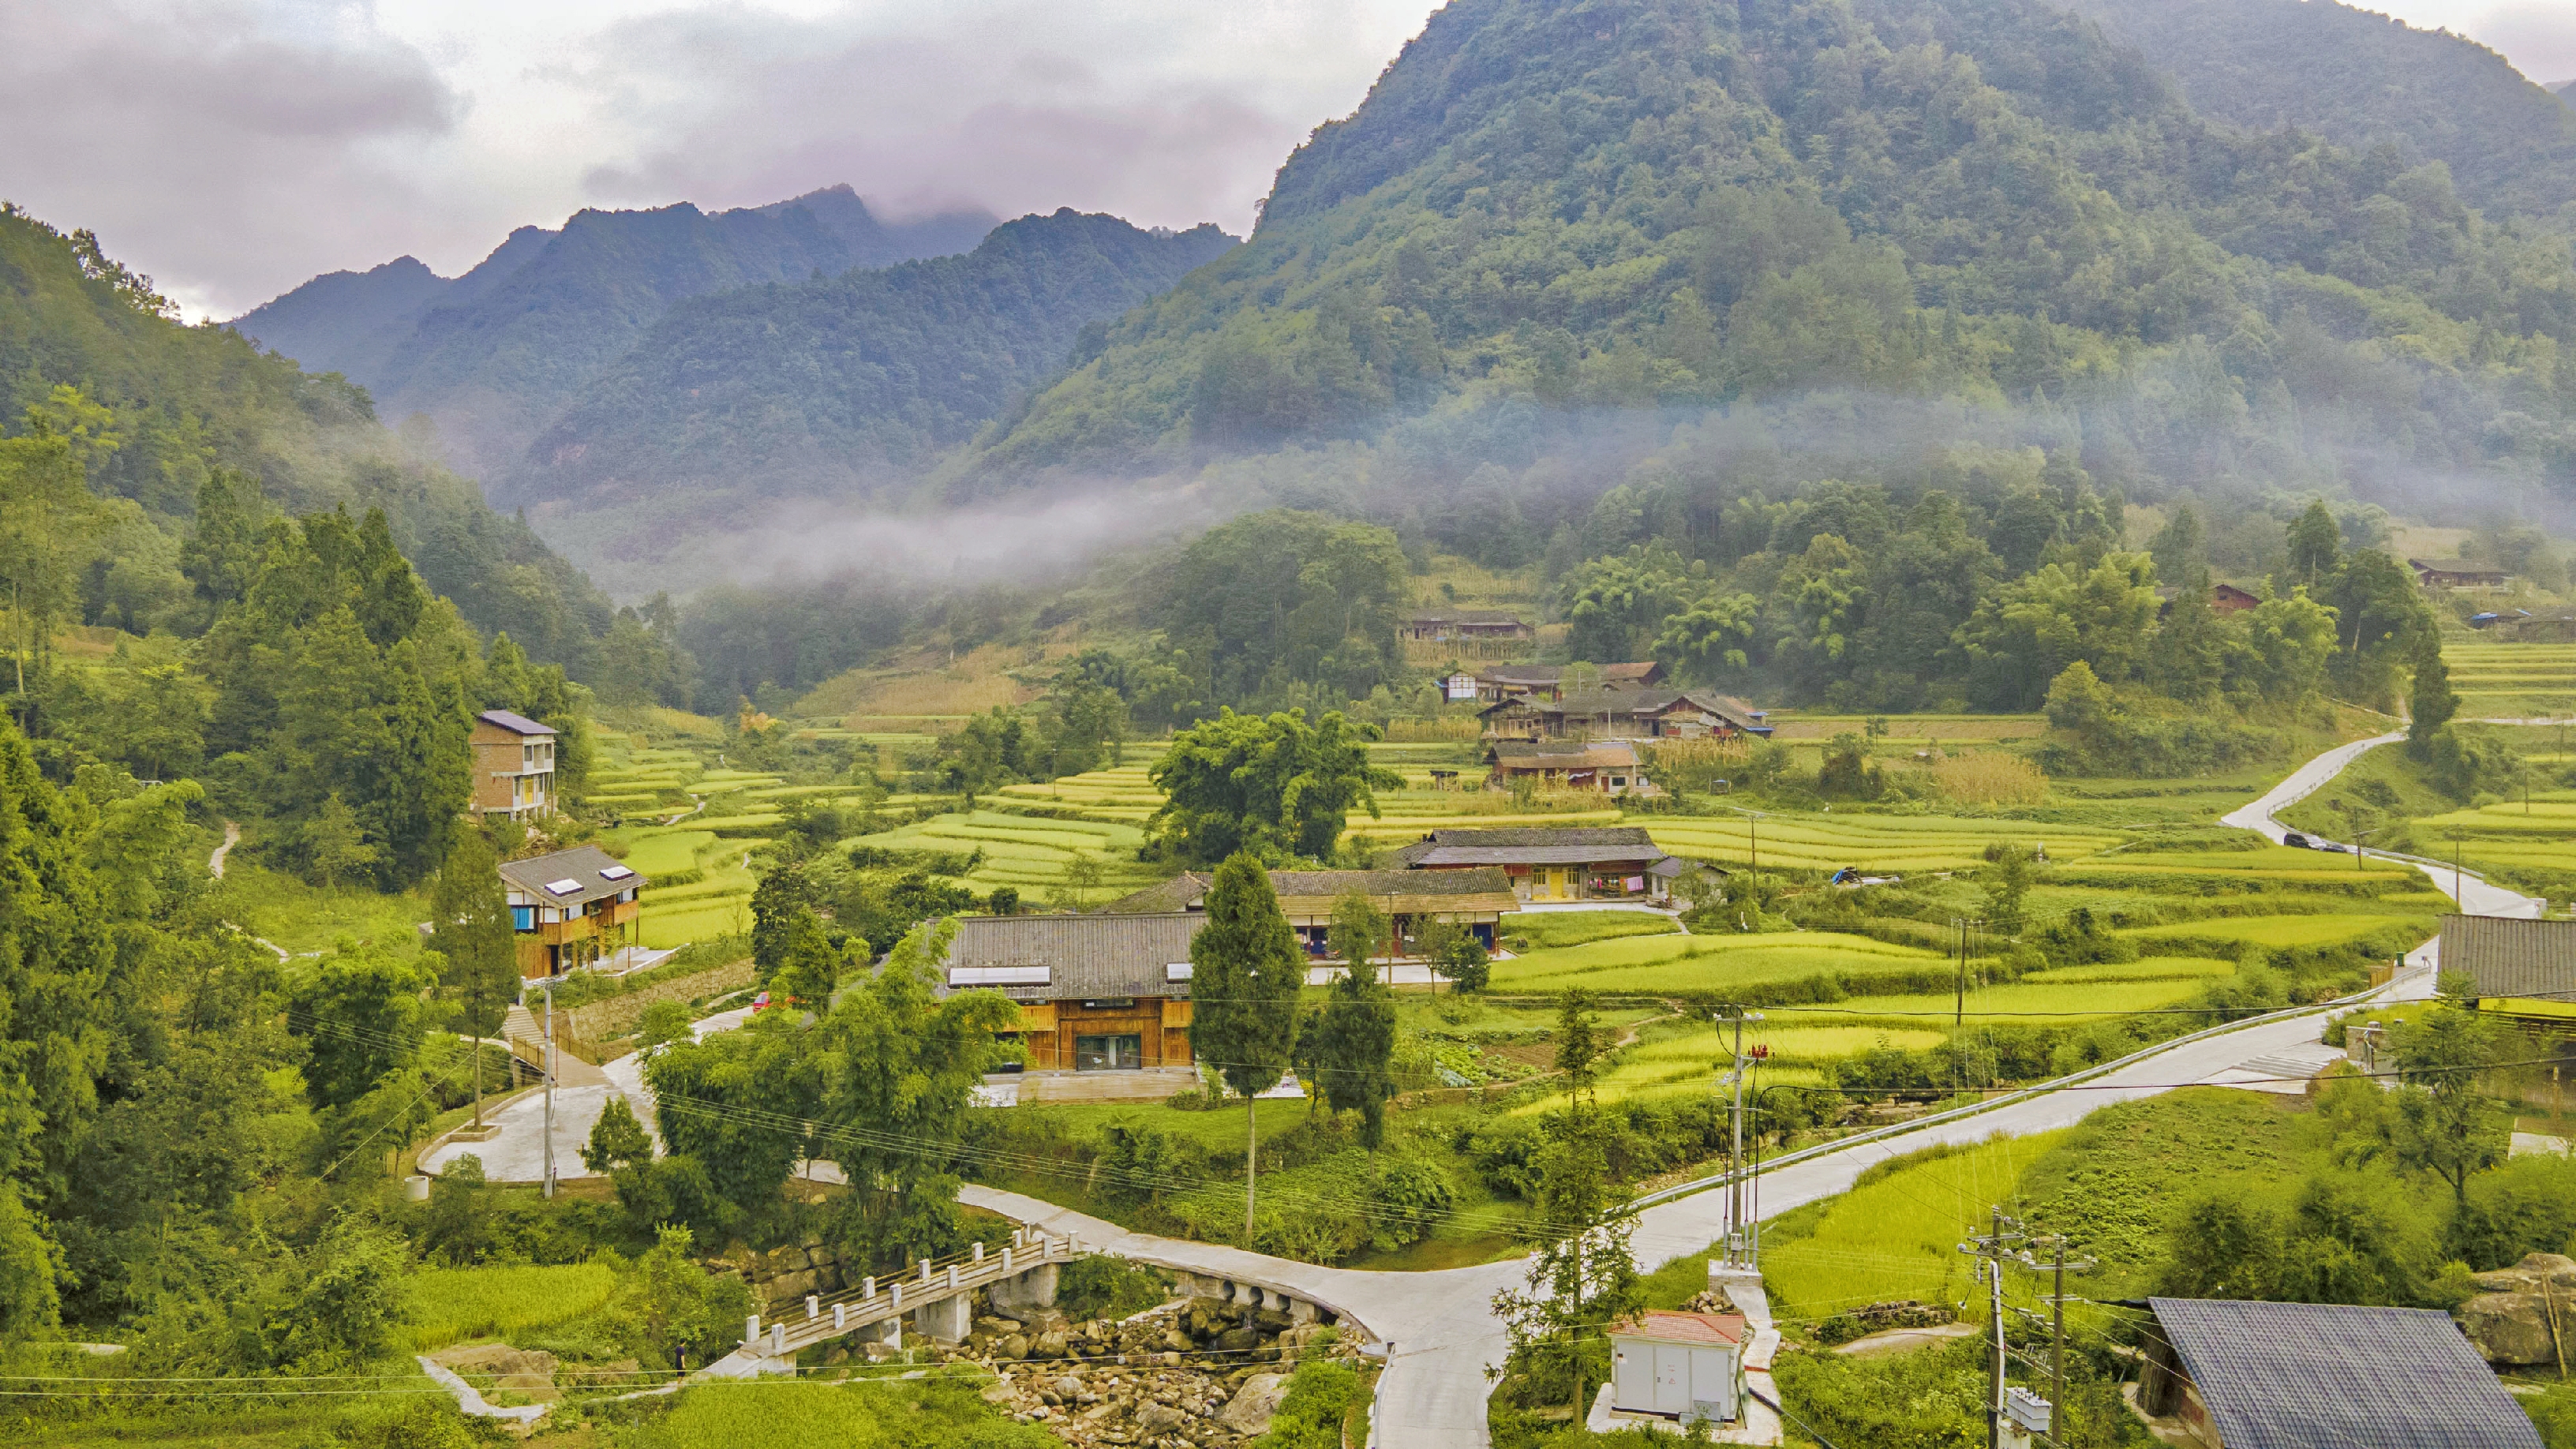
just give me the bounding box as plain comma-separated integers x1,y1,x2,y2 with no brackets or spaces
2411,557,2510,590
1482,687,1771,742
2136,1297,2540,1448
1102,867,1518,955
1402,610,1534,644
1472,661,1664,703
2439,914,2576,1028
1390,825,1685,904
1485,739,1657,798
498,844,646,979
937,912,1203,1073
470,709,557,820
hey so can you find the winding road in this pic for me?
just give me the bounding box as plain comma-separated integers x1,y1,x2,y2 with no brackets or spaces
441,732,2534,1444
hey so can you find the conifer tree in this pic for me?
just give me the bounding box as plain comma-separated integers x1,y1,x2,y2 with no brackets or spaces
1317,892,1397,1148
432,824,518,1125
2408,634,2458,758
1185,852,1304,1237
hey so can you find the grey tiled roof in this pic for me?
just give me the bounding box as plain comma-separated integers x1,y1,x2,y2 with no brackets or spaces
2148,1297,2540,1449
940,912,1204,998
477,709,555,736
1099,868,1518,915
1486,739,1641,769
1387,826,1664,869
496,845,645,908
2440,914,2575,1000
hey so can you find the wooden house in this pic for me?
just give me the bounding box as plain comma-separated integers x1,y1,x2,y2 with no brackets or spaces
2411,557,2510,590
499,845,646,979
938,912,1204,1072
1482,687,1769,742
1103,867,1518,955
1485,739,1656,797
1389,826,1684,904
1402,610,1534,643
470,710,557,820
1471,661,1664,703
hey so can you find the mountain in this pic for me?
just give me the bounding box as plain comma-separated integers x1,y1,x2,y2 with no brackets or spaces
518,210,1237,511
955,0,2576,507
230,185,1000,482
1,204,612,671
2058,0,2576,216
232,225,556,387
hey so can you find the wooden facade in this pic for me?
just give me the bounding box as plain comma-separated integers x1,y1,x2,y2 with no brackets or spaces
498,845,647,979
1011,997,1196,1071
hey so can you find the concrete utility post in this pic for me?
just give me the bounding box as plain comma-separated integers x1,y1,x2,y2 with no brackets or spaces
1960,1208,2027,1449
1713,1005,1766,1266
542,982,556,1199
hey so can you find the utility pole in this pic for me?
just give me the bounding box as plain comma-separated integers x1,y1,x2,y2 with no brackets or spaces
1960,1208,2027,1449
542,980,557,1200
1714,1005,1766,1265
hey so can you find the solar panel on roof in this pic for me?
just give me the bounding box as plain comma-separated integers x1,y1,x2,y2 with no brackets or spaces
599,864,635,881
545,878,582,895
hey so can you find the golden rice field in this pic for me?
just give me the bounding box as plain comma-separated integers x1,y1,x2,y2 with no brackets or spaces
841,810,1163,900
2442,642,2576,716
1489,931,1943,996
1645,814,2121,874
409,1263,621,1352
2120,912,2431,949
2020,955,2237,983
1813,976,2215,1025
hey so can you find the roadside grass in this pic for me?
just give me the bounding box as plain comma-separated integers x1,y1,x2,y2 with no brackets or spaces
1488,931,1945,997
1499,910,1681,950
407,1262,621,1352
1,1407,373,1448
1758,1130,2072,1323
208,863,425,957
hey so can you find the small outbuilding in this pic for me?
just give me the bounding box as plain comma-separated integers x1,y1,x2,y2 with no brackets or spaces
2138,1296,2540,1448
1608,1309,1747,1425
2439,913,2576,1027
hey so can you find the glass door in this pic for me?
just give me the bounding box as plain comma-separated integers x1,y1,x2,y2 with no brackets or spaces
1074,1033,1144,1070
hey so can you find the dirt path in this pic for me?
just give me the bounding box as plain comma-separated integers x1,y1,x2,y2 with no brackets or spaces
208,819,239,878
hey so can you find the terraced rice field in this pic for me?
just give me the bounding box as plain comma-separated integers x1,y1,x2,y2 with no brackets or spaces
2021,955,2235,983
2443,642,2576,717
841,810,1163,900
1810,976,2216,1025
1760,1130,2070,1320
2120,912,2429,948
1490,931,1944,997
1759,712,2048,744
990,765,1624,837
1646,814,2121,874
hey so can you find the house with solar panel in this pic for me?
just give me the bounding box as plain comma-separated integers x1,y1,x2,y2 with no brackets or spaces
498,844,647,978
2136,1297,2540,1447
470,709,558,819
1389,826,1688,904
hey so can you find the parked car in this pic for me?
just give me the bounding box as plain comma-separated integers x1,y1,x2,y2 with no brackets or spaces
750,990,773,1013
2283,833,2311,848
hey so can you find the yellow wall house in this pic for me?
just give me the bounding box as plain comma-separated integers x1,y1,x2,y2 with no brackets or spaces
500,845,647,979
938,913,1205,1072
2443,914,2576,1024
1101,867,1518,955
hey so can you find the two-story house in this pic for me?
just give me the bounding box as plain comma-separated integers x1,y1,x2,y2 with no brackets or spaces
470,710,557,820
499,844,646,978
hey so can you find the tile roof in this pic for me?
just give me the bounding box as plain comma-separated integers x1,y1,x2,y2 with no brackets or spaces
1476,662,1662,686
940,912,1206,999
1487,739,1641,769
1410,610,1528,626
496,844,646,908
1098,868,1518,915
1614,1310,1747,1347
2148,1297,2540,1449
477,708,555,736
2441,914,2575,1000
1387,826,1660,869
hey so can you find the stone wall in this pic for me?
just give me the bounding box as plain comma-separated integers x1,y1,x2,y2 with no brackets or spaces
721,1241,846,1310
566,957,755,1042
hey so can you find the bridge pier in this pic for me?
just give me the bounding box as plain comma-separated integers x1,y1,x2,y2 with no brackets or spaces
988,1260,1059,1316
912,1291,972,1345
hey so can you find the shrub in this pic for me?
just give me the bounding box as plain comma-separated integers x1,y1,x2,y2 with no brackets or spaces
1254,1360,1364,1448
1054,1256,1170,1321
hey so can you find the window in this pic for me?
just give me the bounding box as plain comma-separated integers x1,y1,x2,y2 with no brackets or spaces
511,906,534,930
1073,1034,1144,1070
1080,998,1136,1010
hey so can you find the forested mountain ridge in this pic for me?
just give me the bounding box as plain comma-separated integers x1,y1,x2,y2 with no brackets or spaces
956,0,2576,507
230,185,1000,489
0,203,611,671
2059,0,2576,217
518,210,1237,511
230,225,557,390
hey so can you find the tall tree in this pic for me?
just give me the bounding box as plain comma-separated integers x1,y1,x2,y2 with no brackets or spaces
2286,500,2342,588
1149,709,1401,864
431,824,519,1125
1186,853,1305,1236
2407,634,2458,757
1318,892,1398,1148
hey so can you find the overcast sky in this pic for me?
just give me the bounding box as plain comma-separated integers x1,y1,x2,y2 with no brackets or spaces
3,0,2572,322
